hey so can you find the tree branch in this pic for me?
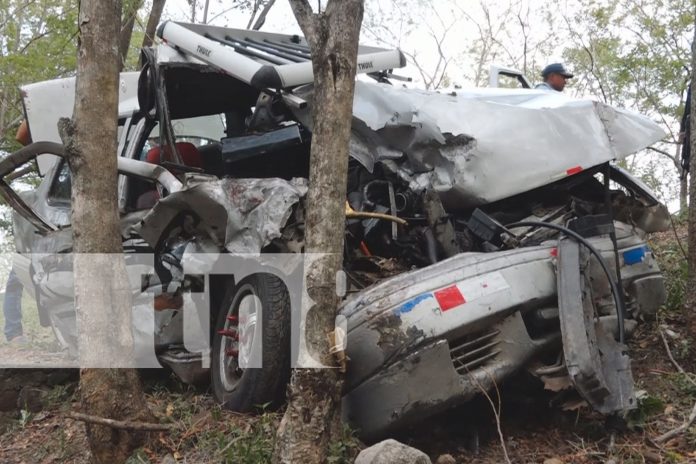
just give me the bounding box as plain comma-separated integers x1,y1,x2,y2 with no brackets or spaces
628,68,679,143
202,0,210,23
288,0,317,46
659,328,696,384
142,0,166,48
246,0,261,29
655,401,696,443
252,0,276,30
66,411,173,431
469,369,512,464
208,6,237,24
647,145,680,170
18,30,51,54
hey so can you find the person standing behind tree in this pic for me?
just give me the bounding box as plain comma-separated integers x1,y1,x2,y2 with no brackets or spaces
535,63,574,92
3,120,30,344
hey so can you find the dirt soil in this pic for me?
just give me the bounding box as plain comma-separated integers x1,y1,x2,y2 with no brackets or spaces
1,224,696,463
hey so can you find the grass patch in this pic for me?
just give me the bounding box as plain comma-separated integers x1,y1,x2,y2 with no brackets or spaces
144,390,280,463
0,292,56,348
625,394,664,430
650,232,688,313
201,411,277,463
140,387,364,463
44,383,75,409
670,372,696,398
328,424,362,463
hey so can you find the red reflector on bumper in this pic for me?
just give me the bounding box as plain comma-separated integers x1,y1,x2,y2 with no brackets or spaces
434,285,466,311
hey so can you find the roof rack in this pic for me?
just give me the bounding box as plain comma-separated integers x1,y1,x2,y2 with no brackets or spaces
157,21,406,89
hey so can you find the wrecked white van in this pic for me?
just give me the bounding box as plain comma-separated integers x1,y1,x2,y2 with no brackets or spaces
0,22,669,440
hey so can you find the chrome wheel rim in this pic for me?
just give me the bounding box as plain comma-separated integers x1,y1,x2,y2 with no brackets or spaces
219,284,261,392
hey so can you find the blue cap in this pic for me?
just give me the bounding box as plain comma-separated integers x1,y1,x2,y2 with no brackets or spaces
541,63,573,78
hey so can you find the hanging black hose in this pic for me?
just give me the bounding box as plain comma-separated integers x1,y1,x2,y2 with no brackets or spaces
603,163,628,330
506,220,626,344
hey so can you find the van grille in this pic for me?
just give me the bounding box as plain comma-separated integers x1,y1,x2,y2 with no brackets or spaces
449,329,501,375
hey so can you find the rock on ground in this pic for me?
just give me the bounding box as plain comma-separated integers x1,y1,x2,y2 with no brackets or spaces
435,454,456,464
0,369,77,413
355,439,431,464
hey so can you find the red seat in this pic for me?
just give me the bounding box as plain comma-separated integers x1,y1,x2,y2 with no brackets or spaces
137,143,203,210
145,142,202,168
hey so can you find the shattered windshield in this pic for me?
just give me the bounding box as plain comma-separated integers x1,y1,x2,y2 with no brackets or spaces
141,114,226,160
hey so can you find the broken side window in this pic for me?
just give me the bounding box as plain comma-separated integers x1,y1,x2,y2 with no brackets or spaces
48,160,71,204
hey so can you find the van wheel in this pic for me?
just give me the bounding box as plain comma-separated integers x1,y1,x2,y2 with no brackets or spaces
211,274,291,412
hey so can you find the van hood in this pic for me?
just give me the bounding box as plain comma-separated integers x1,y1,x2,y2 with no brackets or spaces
294,82,666,208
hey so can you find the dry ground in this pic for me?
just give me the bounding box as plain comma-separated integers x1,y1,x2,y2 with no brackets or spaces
1,222,696,463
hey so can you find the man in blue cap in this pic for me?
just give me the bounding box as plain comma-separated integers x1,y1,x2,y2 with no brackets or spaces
536,63,574,92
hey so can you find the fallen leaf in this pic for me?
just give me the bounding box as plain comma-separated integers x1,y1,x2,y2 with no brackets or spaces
32,412,49,422
543,458,564,464
542,375,572,392
561,398,588,411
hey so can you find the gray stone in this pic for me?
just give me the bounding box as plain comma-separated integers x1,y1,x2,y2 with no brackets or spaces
159,454,177,464
0,369,77,413
355,439,431,464
16,386,47,412
435,454,456,464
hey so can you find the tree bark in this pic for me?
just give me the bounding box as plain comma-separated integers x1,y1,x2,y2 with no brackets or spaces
681,174,688,215
251,0,276,30
687,22,696,325
189,0,196,23
59,1,155,462
273,1,364,462
118,0,143,71
142,0,166,49
202,0,210,23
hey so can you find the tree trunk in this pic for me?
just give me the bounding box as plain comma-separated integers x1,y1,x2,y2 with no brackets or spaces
202,0,210,24
142,0,167,49
59,1,155,462
681,174,688,216
273,1,364,462
189,0,196,23
687,23,696,325
118,0,143,71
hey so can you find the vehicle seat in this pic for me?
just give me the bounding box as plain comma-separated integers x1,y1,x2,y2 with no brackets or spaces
134,143,199,210
145,142,203,169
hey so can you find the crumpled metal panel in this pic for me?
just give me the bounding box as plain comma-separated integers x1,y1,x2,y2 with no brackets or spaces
341,82,666,209
556,238,636,414
340,245,558,391
138,174,308,253
343,312,557,441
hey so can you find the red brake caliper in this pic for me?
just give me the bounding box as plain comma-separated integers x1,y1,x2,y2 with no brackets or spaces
220,315,239,358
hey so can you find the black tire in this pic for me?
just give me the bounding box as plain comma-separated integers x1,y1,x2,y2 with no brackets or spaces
211,274,291,412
